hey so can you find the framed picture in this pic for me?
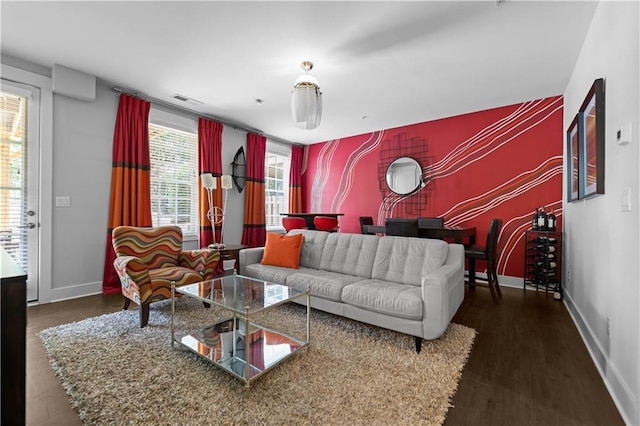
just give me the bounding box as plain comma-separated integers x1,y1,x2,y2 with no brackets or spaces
566,114,580,202
579,78,605,199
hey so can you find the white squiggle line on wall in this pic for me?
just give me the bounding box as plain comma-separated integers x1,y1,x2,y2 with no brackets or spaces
444,161,562,226
448,168,562,226
430,102,563,181
429,99,550,173
442,158,561,222
378,193,403,225
311,140,340,211
432,100,536,171
332,131,384,212
311,142,333,210
499,214,539,275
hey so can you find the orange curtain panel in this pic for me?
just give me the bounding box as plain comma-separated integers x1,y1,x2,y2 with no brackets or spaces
241,133,266,247
102,94,152,294
288,144,304,213
198,117,223,247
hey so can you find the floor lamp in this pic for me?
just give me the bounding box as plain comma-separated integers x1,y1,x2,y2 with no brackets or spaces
201,173,224,249
219,175,233,248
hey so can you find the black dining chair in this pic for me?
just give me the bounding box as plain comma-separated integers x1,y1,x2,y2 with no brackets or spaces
384,218,419,237
465,218,503,303
417,217,445,228
359,216,374,235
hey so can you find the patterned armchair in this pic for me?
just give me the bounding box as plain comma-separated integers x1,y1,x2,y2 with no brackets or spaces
112,225,221,327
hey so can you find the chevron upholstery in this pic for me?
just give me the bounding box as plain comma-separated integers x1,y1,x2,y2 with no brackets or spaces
112,225,221,327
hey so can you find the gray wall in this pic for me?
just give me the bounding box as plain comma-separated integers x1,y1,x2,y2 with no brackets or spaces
562,2,639,424
51,81,250,298
1,55,253,300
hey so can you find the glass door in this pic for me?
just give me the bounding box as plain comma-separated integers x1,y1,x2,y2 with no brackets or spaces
1,79,40,302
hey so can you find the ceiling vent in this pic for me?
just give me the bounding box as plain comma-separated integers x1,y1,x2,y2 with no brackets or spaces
172,93,204,105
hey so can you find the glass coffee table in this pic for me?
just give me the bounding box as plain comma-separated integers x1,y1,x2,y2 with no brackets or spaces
171,273,310,386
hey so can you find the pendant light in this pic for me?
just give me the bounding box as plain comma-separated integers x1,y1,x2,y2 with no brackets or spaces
291,61,322,130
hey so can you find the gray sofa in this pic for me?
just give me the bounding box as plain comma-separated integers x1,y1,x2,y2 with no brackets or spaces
239,229,465,352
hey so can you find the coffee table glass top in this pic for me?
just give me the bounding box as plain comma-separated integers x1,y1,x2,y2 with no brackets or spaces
176,273,306,315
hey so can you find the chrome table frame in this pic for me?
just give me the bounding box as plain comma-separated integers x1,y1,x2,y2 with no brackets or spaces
171,273,310,387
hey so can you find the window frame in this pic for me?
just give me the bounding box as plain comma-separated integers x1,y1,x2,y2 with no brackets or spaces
264,143,291,232
148,108,199,241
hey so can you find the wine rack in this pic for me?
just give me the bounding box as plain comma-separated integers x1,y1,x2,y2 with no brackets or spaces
524,230,562,295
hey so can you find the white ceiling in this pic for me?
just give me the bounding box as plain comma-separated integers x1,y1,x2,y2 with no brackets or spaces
1,1,598,145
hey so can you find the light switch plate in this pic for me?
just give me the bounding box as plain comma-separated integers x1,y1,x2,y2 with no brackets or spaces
621,188,631,212
55,196,71,207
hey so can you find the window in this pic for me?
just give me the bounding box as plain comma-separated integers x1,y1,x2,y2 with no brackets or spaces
265,152,290,229
149,122,199,238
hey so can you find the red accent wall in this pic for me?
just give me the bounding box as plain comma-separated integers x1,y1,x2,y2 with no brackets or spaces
302,96,563,279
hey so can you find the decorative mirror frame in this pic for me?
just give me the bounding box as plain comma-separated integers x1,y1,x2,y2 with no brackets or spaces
385,156,423,195
231,146,246,193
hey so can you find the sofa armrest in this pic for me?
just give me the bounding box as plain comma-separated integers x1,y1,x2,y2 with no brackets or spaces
420,243,465,339
179,248,221,279
239,247,265,275
113,256,152,304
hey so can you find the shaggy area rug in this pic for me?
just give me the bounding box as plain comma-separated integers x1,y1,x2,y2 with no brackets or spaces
39,298,476,425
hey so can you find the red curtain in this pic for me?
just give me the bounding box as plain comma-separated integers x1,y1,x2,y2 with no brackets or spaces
288,145,304,213
102,94,152,294
198,117,223,247
241,133,266,247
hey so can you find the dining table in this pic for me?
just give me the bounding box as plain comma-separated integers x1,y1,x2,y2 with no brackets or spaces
362,224,476,246
280,212,344,230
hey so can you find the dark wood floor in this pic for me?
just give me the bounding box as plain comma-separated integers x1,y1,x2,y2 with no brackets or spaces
25,285,624,425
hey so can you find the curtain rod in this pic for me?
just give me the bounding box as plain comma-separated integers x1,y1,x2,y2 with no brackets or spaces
112,86,293,145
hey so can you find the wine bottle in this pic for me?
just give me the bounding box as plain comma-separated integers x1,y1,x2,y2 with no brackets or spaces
537,207,547,231
535,244,556,253
529,260,557,269
532,208,539,230
534,236,557,244
548,209,556,232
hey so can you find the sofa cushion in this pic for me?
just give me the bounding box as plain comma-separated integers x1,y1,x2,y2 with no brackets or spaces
319,233,379,278
286,269,365,302
341,280,423,321
288,229,329,270
371,237,449,286
261,232,304,269
242,263,299,284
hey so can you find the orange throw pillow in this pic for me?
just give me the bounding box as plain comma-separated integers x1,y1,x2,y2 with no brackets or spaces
261,232,304,269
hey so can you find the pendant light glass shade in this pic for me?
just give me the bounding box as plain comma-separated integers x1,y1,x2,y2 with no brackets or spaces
291,61,322,130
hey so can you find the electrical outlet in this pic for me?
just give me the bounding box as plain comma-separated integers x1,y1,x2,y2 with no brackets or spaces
567,269,571,283
606,317,611,337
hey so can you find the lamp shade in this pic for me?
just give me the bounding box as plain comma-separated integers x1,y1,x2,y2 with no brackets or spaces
291,61,322,130
221,174,233,190
201,173,216,189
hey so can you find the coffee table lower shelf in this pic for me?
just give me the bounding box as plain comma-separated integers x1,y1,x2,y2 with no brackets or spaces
173,317,308,385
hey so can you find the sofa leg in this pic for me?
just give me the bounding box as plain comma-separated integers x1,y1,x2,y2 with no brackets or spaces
139,304,150,328
415,336,422,354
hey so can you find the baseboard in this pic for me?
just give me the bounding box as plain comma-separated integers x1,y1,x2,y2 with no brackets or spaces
48,281,103,303
468,272,523,289
563,291,637,425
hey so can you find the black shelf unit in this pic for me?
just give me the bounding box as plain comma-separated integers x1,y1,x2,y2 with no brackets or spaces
524,230,562,295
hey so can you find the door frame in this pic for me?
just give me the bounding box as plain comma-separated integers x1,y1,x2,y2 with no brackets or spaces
2,63,53,304
1,78,41,301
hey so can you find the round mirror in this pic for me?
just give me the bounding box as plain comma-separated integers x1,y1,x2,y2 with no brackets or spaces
385,157,423,195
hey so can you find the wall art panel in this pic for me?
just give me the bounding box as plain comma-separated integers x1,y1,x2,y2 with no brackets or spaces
302,96,564,279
